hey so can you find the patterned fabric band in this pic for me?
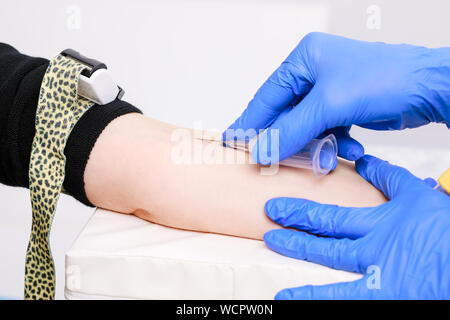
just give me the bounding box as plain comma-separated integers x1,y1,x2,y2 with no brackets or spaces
25,54,95,300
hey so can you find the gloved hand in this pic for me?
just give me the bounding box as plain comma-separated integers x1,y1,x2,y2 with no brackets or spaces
264,155,450,299
225,32,450,164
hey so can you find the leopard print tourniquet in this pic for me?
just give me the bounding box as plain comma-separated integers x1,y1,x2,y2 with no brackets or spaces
25,54,94,300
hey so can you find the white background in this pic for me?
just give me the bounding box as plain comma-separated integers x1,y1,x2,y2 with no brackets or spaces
0,0,449,299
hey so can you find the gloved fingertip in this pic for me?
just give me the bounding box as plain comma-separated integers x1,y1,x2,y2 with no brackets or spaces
275,289,293,300
221,130,228,142
263,229,292,249
264,199,277,220
355,154,378,174
222,127,237,143
265,197,293,222
423,177,438,188
335,131,364,161
263,230,277,246
346,144,365,161
222,127,256,142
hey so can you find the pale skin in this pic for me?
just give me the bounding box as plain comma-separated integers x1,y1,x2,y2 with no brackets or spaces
84,113,386,240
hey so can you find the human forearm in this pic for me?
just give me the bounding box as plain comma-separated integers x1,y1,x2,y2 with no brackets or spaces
84,113,386,240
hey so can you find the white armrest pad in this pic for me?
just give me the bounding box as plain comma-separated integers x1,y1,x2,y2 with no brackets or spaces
65,209,360,299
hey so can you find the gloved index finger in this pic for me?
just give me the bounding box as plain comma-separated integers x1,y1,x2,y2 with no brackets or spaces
265,197,385,239
224,62,312,140
250,87,328,163
355,154,423,199
264,229,361,273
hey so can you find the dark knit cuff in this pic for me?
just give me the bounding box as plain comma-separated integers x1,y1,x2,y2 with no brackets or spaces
64,99,142,207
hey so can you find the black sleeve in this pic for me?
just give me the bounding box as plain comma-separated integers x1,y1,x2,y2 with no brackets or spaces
0,43,143,207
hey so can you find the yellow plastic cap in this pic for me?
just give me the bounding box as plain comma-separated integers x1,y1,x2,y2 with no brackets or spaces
437,168,450,194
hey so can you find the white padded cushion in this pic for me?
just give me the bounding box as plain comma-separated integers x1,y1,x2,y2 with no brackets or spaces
65,209,361,299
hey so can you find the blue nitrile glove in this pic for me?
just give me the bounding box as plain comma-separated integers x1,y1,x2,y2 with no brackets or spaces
225,32,450,164
264,155,450,299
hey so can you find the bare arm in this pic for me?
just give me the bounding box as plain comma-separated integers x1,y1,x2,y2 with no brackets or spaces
84,113,386,240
